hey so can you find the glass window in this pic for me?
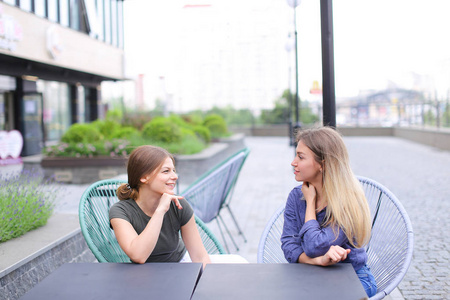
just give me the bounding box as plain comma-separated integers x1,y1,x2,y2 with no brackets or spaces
96,0,104,41
70,0,80,31
84,0,100,38
48,0,58,22
110,0,117,46
59,0,69,26
34,0,46,17
104,0,111,44
3,0,17,6
0,94,5,131
77,85,85,123
117,0,123,48
37,81,71,142
19,0,32,12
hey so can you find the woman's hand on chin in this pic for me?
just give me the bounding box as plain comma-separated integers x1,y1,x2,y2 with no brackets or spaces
156,193,184,214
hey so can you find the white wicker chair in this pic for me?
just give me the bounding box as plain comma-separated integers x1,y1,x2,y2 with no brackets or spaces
257,176,414,300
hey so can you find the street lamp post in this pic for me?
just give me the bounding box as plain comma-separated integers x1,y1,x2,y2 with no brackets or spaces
320,0,336,127
286,0,301,142
285,34,294,145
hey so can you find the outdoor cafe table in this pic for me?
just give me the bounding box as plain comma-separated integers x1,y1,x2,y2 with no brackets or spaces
191,263,368,300
20,262,202,300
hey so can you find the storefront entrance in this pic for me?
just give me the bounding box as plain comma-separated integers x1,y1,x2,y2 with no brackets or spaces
0,92,15,132
21,93,44,156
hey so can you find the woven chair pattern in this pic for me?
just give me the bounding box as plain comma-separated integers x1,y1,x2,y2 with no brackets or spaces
180,148,250,252
79,179,225,263
181,148,249,223
257,176,414,300
358,176,414,300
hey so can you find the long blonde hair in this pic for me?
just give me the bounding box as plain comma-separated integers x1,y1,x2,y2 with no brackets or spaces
296,127,371,248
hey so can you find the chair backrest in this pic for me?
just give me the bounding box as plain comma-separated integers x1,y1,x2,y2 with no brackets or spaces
257,176,413,300
180,147,250,223
79,179,226,263
358,176,414,299
257,204,287,264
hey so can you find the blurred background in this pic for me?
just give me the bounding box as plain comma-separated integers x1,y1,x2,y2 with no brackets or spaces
1,3,449,299
1,0,450,157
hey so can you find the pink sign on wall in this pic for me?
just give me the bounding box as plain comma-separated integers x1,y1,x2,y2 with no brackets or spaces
0,130,23,165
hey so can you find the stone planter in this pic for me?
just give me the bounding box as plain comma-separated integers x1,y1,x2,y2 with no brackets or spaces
41,156,127,184
40,133,246,185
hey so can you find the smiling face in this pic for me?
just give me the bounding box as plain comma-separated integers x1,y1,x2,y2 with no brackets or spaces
143,156,178,195
291,140,323,184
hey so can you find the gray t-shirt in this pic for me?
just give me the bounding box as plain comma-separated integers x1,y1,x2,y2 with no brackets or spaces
109,198,194,263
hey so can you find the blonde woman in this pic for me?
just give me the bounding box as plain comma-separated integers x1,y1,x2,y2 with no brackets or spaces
281,127,377,297
110,145,211,267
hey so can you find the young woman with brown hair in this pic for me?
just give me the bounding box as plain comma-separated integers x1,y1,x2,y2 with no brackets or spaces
109,145,211,266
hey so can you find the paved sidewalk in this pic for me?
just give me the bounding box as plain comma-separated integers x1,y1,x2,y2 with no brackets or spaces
344,137,450,300
35,136,449,299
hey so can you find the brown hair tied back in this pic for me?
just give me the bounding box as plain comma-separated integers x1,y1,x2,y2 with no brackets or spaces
116,145,174,201
116,183,139,201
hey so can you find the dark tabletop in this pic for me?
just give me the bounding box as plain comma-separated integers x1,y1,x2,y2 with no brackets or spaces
191,263,368,300
20,262,203,300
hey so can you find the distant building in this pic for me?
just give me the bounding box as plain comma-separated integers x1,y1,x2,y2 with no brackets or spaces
336,89,425,127
174,3,292,113
0,1,125,156
130,2,294,114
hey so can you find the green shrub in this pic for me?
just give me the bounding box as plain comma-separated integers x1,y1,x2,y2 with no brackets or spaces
122,112,153,130
91,119,121,140
181,113,203,126
45,142,101,157
155,135,204,155
44,139,131,158
67,143,99,157
203,114,229,139
168,134,204,154
103,139,132,157
141,117,182,143
168,114,190,128
106,109,123,122
61,123,102,143
45,113,212,157
193,125,211,143
111,126,140,139
0,170,59,243
180,127,196,138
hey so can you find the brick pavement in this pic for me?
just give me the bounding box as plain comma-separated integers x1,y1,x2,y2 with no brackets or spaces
344,136,450,300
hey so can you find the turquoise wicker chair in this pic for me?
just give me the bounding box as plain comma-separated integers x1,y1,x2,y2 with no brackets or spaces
79,179,226,263
257,176,414,300
180,147,250,253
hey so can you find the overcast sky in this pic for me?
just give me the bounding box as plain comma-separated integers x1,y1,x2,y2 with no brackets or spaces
123,0,450,102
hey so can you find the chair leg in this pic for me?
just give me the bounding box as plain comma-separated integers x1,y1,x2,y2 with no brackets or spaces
224,204,247,243
218,214,240,252
215,218,230,254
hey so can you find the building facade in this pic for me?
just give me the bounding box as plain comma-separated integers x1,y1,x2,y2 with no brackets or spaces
0,0,124,156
